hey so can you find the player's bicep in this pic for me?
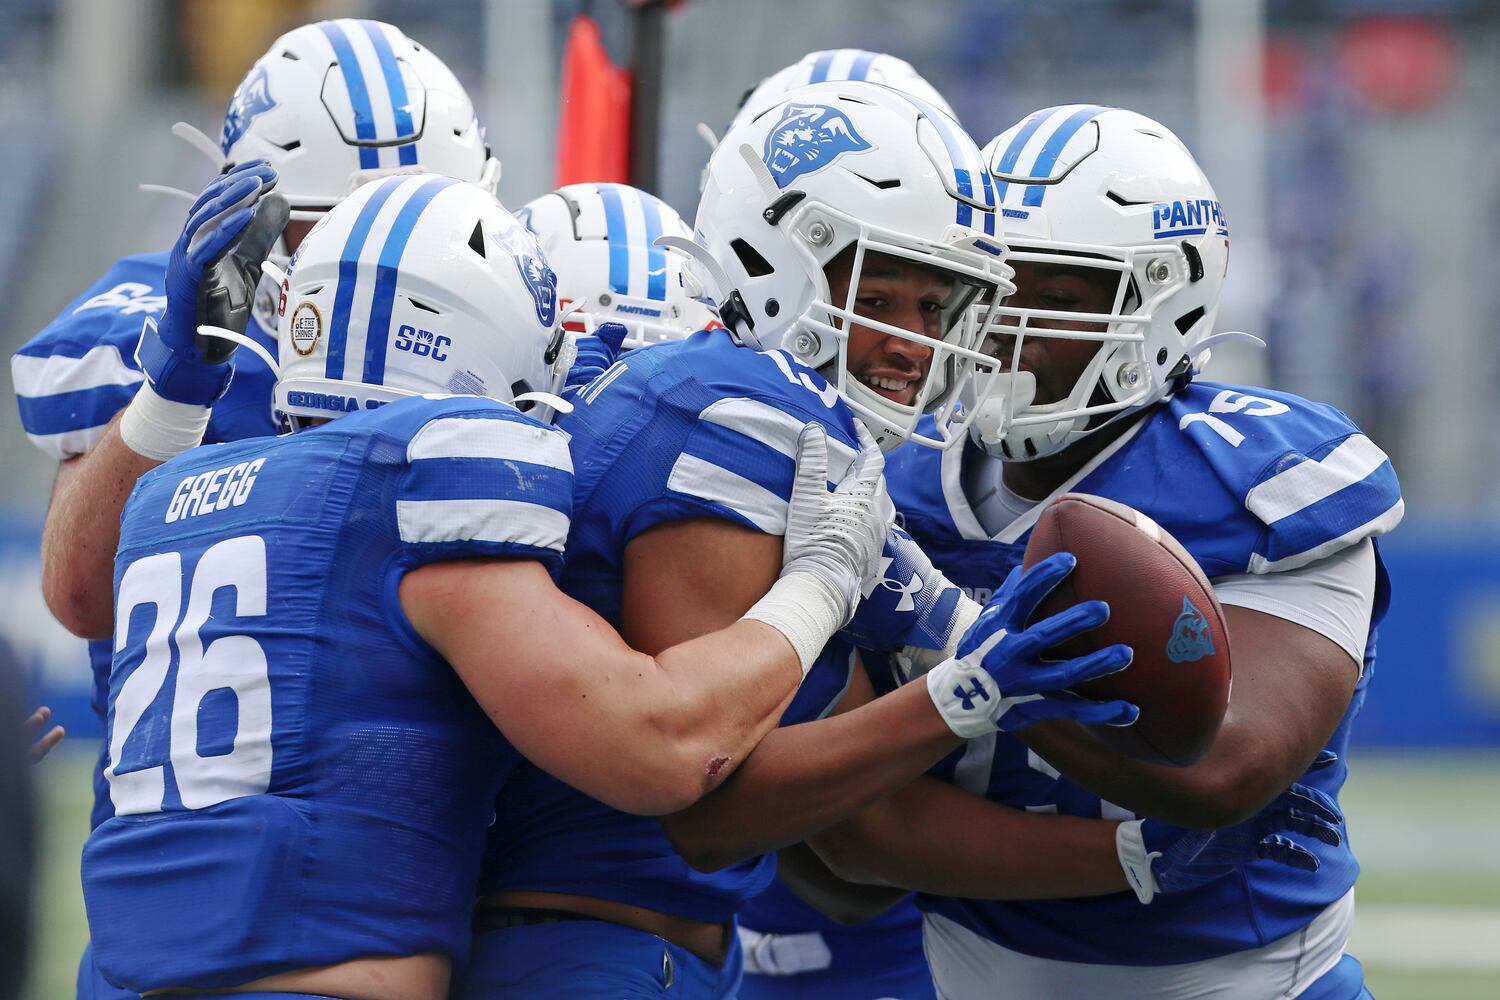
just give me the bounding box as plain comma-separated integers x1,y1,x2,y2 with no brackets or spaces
1219,603,1358,768
401,557,634,716
620,517,781,654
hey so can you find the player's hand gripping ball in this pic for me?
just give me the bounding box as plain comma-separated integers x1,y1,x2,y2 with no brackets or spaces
1022,493,1231,766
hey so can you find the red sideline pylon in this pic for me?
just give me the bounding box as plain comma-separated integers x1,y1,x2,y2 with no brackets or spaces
554,14,632,187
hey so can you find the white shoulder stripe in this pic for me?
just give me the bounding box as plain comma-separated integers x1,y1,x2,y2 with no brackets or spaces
11,344,141,398
1245,434,1390,526
667,453,786,534
407,415,573,472
397,497,570,551
698,397,858,478
1247,498,1404,574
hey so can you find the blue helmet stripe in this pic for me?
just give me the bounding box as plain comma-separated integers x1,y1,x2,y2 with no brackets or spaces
318,21,380,170
596,184,631,297
1021,104,1107,207
977,168,997,236
809,51,836,84
363,177,461,385
896,90,980,228
639,192,667,302
990,109,1051,203
326,176,406,379
848,50,877,81
359,20,419,167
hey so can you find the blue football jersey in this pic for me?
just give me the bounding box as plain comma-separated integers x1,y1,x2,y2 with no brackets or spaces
883,382,1401,965
10,252,281,832
81,394,573,992
480,329,865,922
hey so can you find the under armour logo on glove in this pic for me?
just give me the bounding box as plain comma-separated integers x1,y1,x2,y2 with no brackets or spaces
954,678,990,711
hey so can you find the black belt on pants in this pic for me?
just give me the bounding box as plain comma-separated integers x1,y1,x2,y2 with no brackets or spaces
472,906,597,933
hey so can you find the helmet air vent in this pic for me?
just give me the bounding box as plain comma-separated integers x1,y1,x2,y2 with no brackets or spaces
851,172,902,191
1106,190,1150,207
408,297,440,315
1174,306,1205,336
730,238,774,278
468,221,487,259
280,49,300,61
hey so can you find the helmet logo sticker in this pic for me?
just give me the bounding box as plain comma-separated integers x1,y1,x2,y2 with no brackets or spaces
1165,596,1216,663
220,65,278,154
761,103,873,189
290,301,323,356
492,225,559,328
1152,199,1228,240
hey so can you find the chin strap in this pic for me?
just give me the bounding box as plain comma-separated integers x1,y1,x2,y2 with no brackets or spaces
197,325,279,376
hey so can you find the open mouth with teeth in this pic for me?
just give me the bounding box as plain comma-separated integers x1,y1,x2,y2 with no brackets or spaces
857,373,922,406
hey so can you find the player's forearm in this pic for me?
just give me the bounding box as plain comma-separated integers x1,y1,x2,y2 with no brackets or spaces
1018,720,1280,829
661,681,959,872
41,416,161,639
646,619,804,789
810,777,1128,900
773,841,910,926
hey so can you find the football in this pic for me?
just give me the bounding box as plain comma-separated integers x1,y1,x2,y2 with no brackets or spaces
1022,493,1231,766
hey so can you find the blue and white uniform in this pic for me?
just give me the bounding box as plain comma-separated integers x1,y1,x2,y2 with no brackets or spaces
10,253,281,831
81,394,572,994
737,882,934,1000
464,329,865,999
883,382,1400,999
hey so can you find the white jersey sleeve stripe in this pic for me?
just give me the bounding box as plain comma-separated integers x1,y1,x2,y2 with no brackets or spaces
11,343,142,398
406,414,574,471
1248,498,1404,574
396,497,570,552
666,453,787,534
1245,434,1390,526
698,397,858,477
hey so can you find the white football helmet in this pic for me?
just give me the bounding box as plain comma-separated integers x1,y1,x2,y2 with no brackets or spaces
692,80,1014,450
220,19,499,222
728,49,956,134
968,106,1230,461
274,175,565,426
519,183,719,349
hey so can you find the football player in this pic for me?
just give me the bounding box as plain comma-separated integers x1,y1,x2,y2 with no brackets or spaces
456,82,1185,1000
798,106,1398,999
519,182,720,350
717,49,957,1000
8,24,495,996
80,171,895,1000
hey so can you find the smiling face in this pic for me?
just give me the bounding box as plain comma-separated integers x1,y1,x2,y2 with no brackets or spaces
824,247,964,408
981,257,1124,405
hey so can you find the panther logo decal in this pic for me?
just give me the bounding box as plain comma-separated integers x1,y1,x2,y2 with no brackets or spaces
492,225,558,328
761,103,873,189
220,65,277,154
1165,596,1216,664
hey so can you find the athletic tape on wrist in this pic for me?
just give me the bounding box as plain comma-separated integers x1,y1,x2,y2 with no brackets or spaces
742,571,848,678
119,380,212,461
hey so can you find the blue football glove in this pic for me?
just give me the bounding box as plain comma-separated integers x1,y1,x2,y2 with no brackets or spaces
839,526,969,653
561,321,627,398
924,553,1138,737
1118,783,1345,903
135,159,283,405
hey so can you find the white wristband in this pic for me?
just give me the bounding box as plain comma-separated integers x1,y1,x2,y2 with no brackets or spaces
1115,819,1160,904
742,570,848,678
119,380,212,461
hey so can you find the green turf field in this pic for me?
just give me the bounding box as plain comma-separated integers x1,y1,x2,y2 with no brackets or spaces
22,747,1500,998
